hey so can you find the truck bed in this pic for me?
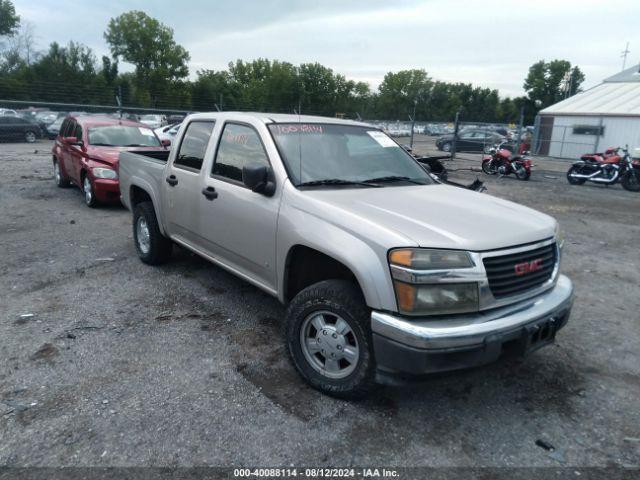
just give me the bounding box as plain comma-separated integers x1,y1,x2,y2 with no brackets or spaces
118,150,169,212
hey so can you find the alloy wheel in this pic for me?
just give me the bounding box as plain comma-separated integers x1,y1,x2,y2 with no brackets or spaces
136,217,151,254
300,310,360,379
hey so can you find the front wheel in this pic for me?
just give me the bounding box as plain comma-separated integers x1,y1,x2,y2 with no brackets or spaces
133,201,173,264
82,174,99,208
621,170,640,192
482,159,498,175
567,166,586,185
285,280,376,399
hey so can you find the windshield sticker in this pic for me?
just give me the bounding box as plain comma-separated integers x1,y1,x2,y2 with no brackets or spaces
367,130,398,148
139,127,155,136
273,124,324,135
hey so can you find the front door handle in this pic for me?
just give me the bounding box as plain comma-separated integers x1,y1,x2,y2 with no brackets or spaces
202,186,218,200
166,175,178,186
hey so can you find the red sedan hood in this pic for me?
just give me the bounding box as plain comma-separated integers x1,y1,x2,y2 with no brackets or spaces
86,145,166,168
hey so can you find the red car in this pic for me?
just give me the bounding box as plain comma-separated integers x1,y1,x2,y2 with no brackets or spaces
52,115,170,207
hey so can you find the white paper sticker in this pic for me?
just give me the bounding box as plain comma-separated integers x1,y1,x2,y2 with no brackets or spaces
139,127,155,136
367,130,398,148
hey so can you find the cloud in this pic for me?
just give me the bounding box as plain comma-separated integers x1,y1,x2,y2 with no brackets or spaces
11,0,640,97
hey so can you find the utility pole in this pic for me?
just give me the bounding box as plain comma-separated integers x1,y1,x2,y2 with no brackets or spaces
409,98,417,149
515,106,525,154
452,109,461,159
116,86,122,119
621,42,631,70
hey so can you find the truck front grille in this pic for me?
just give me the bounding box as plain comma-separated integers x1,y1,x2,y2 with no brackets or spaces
483,242,557,299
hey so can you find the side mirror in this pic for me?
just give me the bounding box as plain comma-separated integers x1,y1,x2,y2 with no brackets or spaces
242,163,276,196
161,139,171,147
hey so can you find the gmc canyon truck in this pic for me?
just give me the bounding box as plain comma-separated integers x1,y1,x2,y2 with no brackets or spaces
119,112,574,398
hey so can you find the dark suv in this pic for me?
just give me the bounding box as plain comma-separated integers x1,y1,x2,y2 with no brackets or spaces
0,116,42,143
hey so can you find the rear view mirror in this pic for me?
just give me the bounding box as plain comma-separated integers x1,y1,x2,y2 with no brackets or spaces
63,136,83,147
242,163,276,196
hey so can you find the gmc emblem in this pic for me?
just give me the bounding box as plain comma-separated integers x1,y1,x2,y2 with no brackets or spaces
514,258,543,276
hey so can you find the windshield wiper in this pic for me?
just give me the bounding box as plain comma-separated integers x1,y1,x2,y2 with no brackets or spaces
362,175,425,185
298,178,381,188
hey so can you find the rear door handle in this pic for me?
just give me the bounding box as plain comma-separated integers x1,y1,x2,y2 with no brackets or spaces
166,175,178,186
202,186,218,200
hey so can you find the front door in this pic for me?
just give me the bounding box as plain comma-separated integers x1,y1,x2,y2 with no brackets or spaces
164,120,216,247
198,122,280,291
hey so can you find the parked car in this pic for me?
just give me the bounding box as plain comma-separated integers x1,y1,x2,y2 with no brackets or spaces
153,123,181,143
139,114,166,129
52,116,169,207
0,116,42,143
436,129,506,153
119,112,573,398
46,117,65,139
167,114,186,124
0,108,17,116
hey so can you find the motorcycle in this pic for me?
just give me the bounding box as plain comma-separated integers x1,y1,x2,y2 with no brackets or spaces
481,142,532,180
567,146,640,192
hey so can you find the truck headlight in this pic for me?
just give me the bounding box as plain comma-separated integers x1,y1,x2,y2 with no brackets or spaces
389,248,473,270
389,248,478,316
92,167,118,179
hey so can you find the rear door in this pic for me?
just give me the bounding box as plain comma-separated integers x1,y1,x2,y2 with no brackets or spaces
164,120,216,246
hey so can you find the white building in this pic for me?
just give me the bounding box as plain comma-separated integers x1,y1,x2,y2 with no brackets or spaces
535,64,640,158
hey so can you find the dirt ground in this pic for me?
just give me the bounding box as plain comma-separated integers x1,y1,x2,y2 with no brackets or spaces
1,138,639,469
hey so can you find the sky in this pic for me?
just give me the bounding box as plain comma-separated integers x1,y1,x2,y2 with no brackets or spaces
11,0,640,98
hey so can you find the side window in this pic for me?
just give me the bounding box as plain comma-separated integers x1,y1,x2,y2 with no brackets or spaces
212,123,269,183
174,121,215,171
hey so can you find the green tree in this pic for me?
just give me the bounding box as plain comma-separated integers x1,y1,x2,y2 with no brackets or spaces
523,59,585,109
0,0,19,37
104,11,190,107
376,69,432,119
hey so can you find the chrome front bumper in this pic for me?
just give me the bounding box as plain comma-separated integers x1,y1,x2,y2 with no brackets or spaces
372,275,574,351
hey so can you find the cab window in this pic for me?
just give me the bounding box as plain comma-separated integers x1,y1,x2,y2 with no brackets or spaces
174,121,215,172
212,123,269,183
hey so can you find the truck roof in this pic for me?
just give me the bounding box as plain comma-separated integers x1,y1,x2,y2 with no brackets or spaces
186,111,372,128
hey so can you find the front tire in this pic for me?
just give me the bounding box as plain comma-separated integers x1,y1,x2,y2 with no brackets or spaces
482,159,498,175
82,174,99,208
621,170,640,192
133,201,173,265
285,280,376,399
567,166,586,185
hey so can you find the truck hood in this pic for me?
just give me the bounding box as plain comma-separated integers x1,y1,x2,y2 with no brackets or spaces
302,184,556,251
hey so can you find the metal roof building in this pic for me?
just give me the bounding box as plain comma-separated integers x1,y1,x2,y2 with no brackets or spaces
535,64,640,158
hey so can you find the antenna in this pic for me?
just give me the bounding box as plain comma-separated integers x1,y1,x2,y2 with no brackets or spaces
621,42,630,70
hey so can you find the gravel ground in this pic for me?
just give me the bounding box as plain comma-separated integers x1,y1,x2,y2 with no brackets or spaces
0,138,639,468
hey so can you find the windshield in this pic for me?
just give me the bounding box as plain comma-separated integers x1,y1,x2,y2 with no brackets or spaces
88,125,161,147
268,123,433,186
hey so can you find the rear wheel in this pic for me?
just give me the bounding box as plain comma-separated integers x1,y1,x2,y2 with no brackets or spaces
24,130,37,143
285,279,376,399
621,170,640,192
514,163,531,181
567,166,586,185
133,201,173,264
53,159,70,188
